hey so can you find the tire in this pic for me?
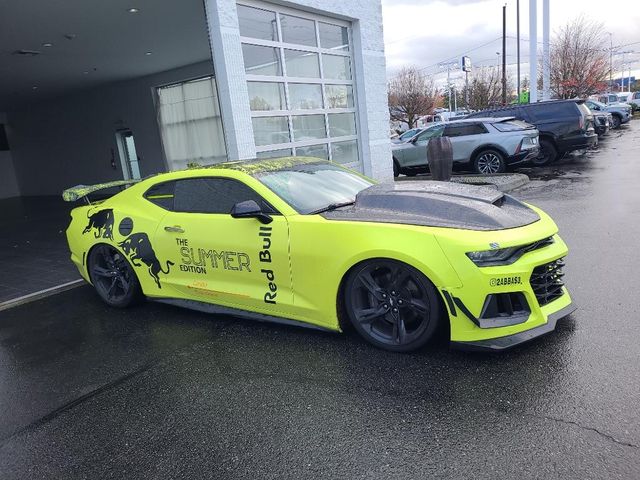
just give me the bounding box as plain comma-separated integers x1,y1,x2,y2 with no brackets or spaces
611,115,621,129
532,138,557,166
473,149,506,174
343,259,441,352
88,244,141,308
393,159,399,178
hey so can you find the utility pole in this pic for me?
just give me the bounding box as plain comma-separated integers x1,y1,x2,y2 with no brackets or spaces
502,4,507,105
516,0,521,102
529,0,538,103
542,0,550,100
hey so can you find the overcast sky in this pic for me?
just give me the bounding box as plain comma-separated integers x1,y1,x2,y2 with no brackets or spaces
381,0,640,86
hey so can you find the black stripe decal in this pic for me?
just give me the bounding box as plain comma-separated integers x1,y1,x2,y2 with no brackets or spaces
453,296,480,327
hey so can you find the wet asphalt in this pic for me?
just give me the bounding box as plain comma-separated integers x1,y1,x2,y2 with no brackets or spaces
1,122,640,479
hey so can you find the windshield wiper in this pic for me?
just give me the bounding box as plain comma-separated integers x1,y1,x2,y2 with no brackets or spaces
307,200,356,215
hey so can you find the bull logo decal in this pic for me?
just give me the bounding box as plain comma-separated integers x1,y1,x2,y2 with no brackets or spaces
118,232,174,289
83,209,114,240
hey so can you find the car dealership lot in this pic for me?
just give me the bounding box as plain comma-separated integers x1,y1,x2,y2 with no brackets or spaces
1,123,639,479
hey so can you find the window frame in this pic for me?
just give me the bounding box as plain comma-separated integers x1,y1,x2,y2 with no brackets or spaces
238,0,359,168
143,177,278,215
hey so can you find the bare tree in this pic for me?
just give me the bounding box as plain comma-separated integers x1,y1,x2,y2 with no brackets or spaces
460,67,510,110
388,66,439,128
546,16,609,98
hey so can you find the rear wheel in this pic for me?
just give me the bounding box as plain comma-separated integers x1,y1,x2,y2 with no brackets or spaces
88,244,140,308
343,259,441,352
532,138,557,166
474,149,506,174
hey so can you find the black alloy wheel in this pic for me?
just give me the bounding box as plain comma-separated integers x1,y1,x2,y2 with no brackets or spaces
474,149,506,174
532,138,557,166
88,244,140,307
344,259,441,352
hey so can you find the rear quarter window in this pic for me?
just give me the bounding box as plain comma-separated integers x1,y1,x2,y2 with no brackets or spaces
144,181,176,210
492,120,533,132
528,102,577,122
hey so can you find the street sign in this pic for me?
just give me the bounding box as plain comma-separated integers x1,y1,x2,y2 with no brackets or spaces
461,56,471,72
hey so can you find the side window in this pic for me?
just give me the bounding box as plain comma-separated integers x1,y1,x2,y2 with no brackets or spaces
444,124,487,137
529,103,573,122
144,181,176,210
173,177,273,214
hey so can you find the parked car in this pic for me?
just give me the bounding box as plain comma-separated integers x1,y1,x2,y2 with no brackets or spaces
63,156,575,352
590,110,612,136
391,127,424,144
391,117,539,176
617,92,640,111
466,100,597,165
585,99,630,129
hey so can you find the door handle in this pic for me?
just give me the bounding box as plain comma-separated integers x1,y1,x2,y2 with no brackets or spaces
164,226,185,233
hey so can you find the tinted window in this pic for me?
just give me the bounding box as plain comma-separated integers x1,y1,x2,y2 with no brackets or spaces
173,178,269,214
144,181,176,210
528,102,576,122
444,123,487,137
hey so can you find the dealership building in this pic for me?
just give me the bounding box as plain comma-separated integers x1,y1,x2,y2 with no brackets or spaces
0,0,391,201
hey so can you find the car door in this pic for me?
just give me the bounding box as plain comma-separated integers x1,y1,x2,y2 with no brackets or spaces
443,123,487,163
397,124,445,168
151,176,292,314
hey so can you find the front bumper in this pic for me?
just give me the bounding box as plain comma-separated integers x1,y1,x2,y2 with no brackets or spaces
451,302,576,351
434,206,575,351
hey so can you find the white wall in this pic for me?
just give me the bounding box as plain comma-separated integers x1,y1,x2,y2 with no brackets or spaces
6,62,215,197
0,113,21,199
206,0,392,180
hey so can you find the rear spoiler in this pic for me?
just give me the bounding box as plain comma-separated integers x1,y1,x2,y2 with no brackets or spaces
62,179,140,203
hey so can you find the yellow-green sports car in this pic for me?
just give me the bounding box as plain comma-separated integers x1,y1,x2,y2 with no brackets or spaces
63,157,575,352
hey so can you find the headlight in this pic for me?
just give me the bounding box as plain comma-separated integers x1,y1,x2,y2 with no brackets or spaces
466,247,521,267
466,237,555,267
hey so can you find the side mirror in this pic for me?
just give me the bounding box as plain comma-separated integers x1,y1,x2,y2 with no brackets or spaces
230,199,273,224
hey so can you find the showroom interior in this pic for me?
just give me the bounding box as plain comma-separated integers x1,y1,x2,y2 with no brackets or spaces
0,0,389,304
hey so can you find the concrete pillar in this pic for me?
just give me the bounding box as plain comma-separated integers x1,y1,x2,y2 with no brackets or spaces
203,0,256,161
542,0,550,100
529,0,538,103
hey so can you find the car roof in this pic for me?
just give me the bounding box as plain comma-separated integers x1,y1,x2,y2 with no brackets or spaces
470,99,583,116
447,116,516,124
187,156,327,175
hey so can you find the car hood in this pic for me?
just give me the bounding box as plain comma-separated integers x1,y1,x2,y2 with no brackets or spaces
321,181,540,231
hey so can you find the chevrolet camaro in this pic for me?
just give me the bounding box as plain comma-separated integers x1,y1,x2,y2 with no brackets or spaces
63,157,575,352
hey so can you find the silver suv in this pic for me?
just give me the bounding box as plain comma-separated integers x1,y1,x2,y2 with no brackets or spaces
391,117,540,176
585,99,631,129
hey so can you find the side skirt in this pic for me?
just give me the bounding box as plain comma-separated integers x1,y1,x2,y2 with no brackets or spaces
150,297,335,333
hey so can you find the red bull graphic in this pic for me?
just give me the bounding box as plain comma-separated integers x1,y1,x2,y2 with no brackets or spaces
82,209,114,240
118,232,174,289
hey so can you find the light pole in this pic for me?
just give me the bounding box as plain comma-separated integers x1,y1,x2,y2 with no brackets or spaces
438,61,458,112
608,32,613,91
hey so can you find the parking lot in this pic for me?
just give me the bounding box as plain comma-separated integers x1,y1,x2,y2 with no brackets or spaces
1,121,639,479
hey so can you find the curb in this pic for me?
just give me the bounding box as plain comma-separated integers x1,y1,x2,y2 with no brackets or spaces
0,279,85,312
395,173,530,193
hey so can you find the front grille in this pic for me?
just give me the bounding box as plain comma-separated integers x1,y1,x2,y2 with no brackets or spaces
530,258,565,306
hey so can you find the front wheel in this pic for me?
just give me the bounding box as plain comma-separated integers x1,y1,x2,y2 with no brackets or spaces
343,259,441,352
393,159,399,177
611,115,621,129
88,244,141,308
474,149,506,174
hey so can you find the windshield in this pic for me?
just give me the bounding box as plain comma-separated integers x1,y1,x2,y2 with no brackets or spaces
588,100,606,109
254,161,373,214
399,129,420,140
415,124,445,142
